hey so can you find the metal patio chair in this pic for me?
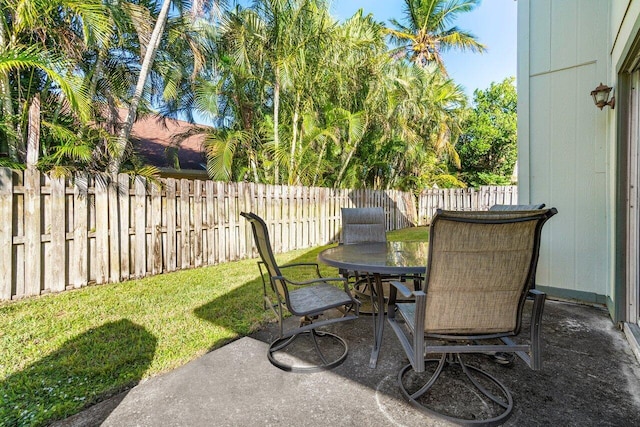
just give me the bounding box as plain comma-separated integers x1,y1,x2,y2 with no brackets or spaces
241,212,359,373
340,207,388,294
340,207,420,314
341,207,388,245
387,208,557,425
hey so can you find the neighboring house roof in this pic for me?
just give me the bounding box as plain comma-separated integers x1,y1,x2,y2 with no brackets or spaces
131,114,209,171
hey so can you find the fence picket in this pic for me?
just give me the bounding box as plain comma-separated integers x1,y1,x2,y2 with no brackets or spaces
180,179,191,269
50,176,66,292
151,182,163,274
216,181,226,263
107,180,120,283
72,175,88,288
193,180,203,267
165,178,177,271
23,169,42,296
0,168,13,299
134,177,147,278
94,179,109,284
118,174,130,280
205,180,215,264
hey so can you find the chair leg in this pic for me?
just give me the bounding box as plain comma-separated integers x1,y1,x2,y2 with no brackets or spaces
352,275,377,315
267,330,349,373
398,353,514,426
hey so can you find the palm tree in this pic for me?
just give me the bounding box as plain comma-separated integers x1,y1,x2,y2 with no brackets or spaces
360,58,467,190
191,4,268,182
109,0,173,175
386,0,485,74
305,9,388,188
0,0,112,166
109,0,228,175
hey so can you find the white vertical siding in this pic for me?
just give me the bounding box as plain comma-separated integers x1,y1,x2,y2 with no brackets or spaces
519,0,610,297
529,0,551,75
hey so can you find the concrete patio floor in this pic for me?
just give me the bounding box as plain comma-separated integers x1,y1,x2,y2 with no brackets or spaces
55,299,640,426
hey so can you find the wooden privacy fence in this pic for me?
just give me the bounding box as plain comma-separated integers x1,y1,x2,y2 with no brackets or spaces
0,167,518,301
0,168,417,300
417,186,518,224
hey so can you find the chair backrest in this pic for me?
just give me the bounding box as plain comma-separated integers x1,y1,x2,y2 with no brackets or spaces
489,203,545,211
240,212,285,298
423,208,557,336
341,207,387,244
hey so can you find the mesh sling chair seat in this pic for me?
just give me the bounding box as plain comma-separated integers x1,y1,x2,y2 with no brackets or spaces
486,202,546,365
241,212,360,373
387,208,557,426
340,207,421,314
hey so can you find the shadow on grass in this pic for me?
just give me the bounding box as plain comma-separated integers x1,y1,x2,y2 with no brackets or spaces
193,245,335,353
0,319,157,427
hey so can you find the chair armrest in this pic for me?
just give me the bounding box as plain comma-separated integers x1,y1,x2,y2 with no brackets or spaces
274,276,347,287
389,281,414,298
280,262,320,269
528,289,545,297
279,263,322,277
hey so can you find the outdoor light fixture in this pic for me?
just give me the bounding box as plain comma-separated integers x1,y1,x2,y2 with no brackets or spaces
591,83,615,110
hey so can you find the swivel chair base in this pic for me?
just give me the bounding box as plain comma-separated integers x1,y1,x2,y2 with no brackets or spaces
268,330,348,373
398,353,513,426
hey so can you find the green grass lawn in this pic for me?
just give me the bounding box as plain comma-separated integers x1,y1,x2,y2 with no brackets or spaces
0,226,428,426
386,226,429,241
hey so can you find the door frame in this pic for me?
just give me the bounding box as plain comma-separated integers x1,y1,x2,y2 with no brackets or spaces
626,70,640,326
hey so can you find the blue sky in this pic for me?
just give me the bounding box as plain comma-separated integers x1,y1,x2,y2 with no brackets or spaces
330,0,517,98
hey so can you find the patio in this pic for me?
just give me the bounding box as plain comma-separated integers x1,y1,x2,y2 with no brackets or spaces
54,299,640,426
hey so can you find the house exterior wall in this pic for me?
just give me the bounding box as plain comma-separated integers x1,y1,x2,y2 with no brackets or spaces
518,0,614,308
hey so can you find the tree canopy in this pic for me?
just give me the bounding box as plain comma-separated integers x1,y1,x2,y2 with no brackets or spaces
457,77,518,187
386,0,486,74
0,0,516,192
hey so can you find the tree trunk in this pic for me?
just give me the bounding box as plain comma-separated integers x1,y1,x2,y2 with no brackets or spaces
312,137,328,188
273,69,280,184
87,49,106,109
0,24,17,160
0,72,15,159
289,92,300,184
26,94,41,169
109,0,172,175
335,144,356,187
250,152,259,183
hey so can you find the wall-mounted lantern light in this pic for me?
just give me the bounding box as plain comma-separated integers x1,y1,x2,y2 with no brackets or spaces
591,83,615,110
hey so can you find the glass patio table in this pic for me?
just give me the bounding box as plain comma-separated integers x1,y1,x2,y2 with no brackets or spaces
318,241,428,368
